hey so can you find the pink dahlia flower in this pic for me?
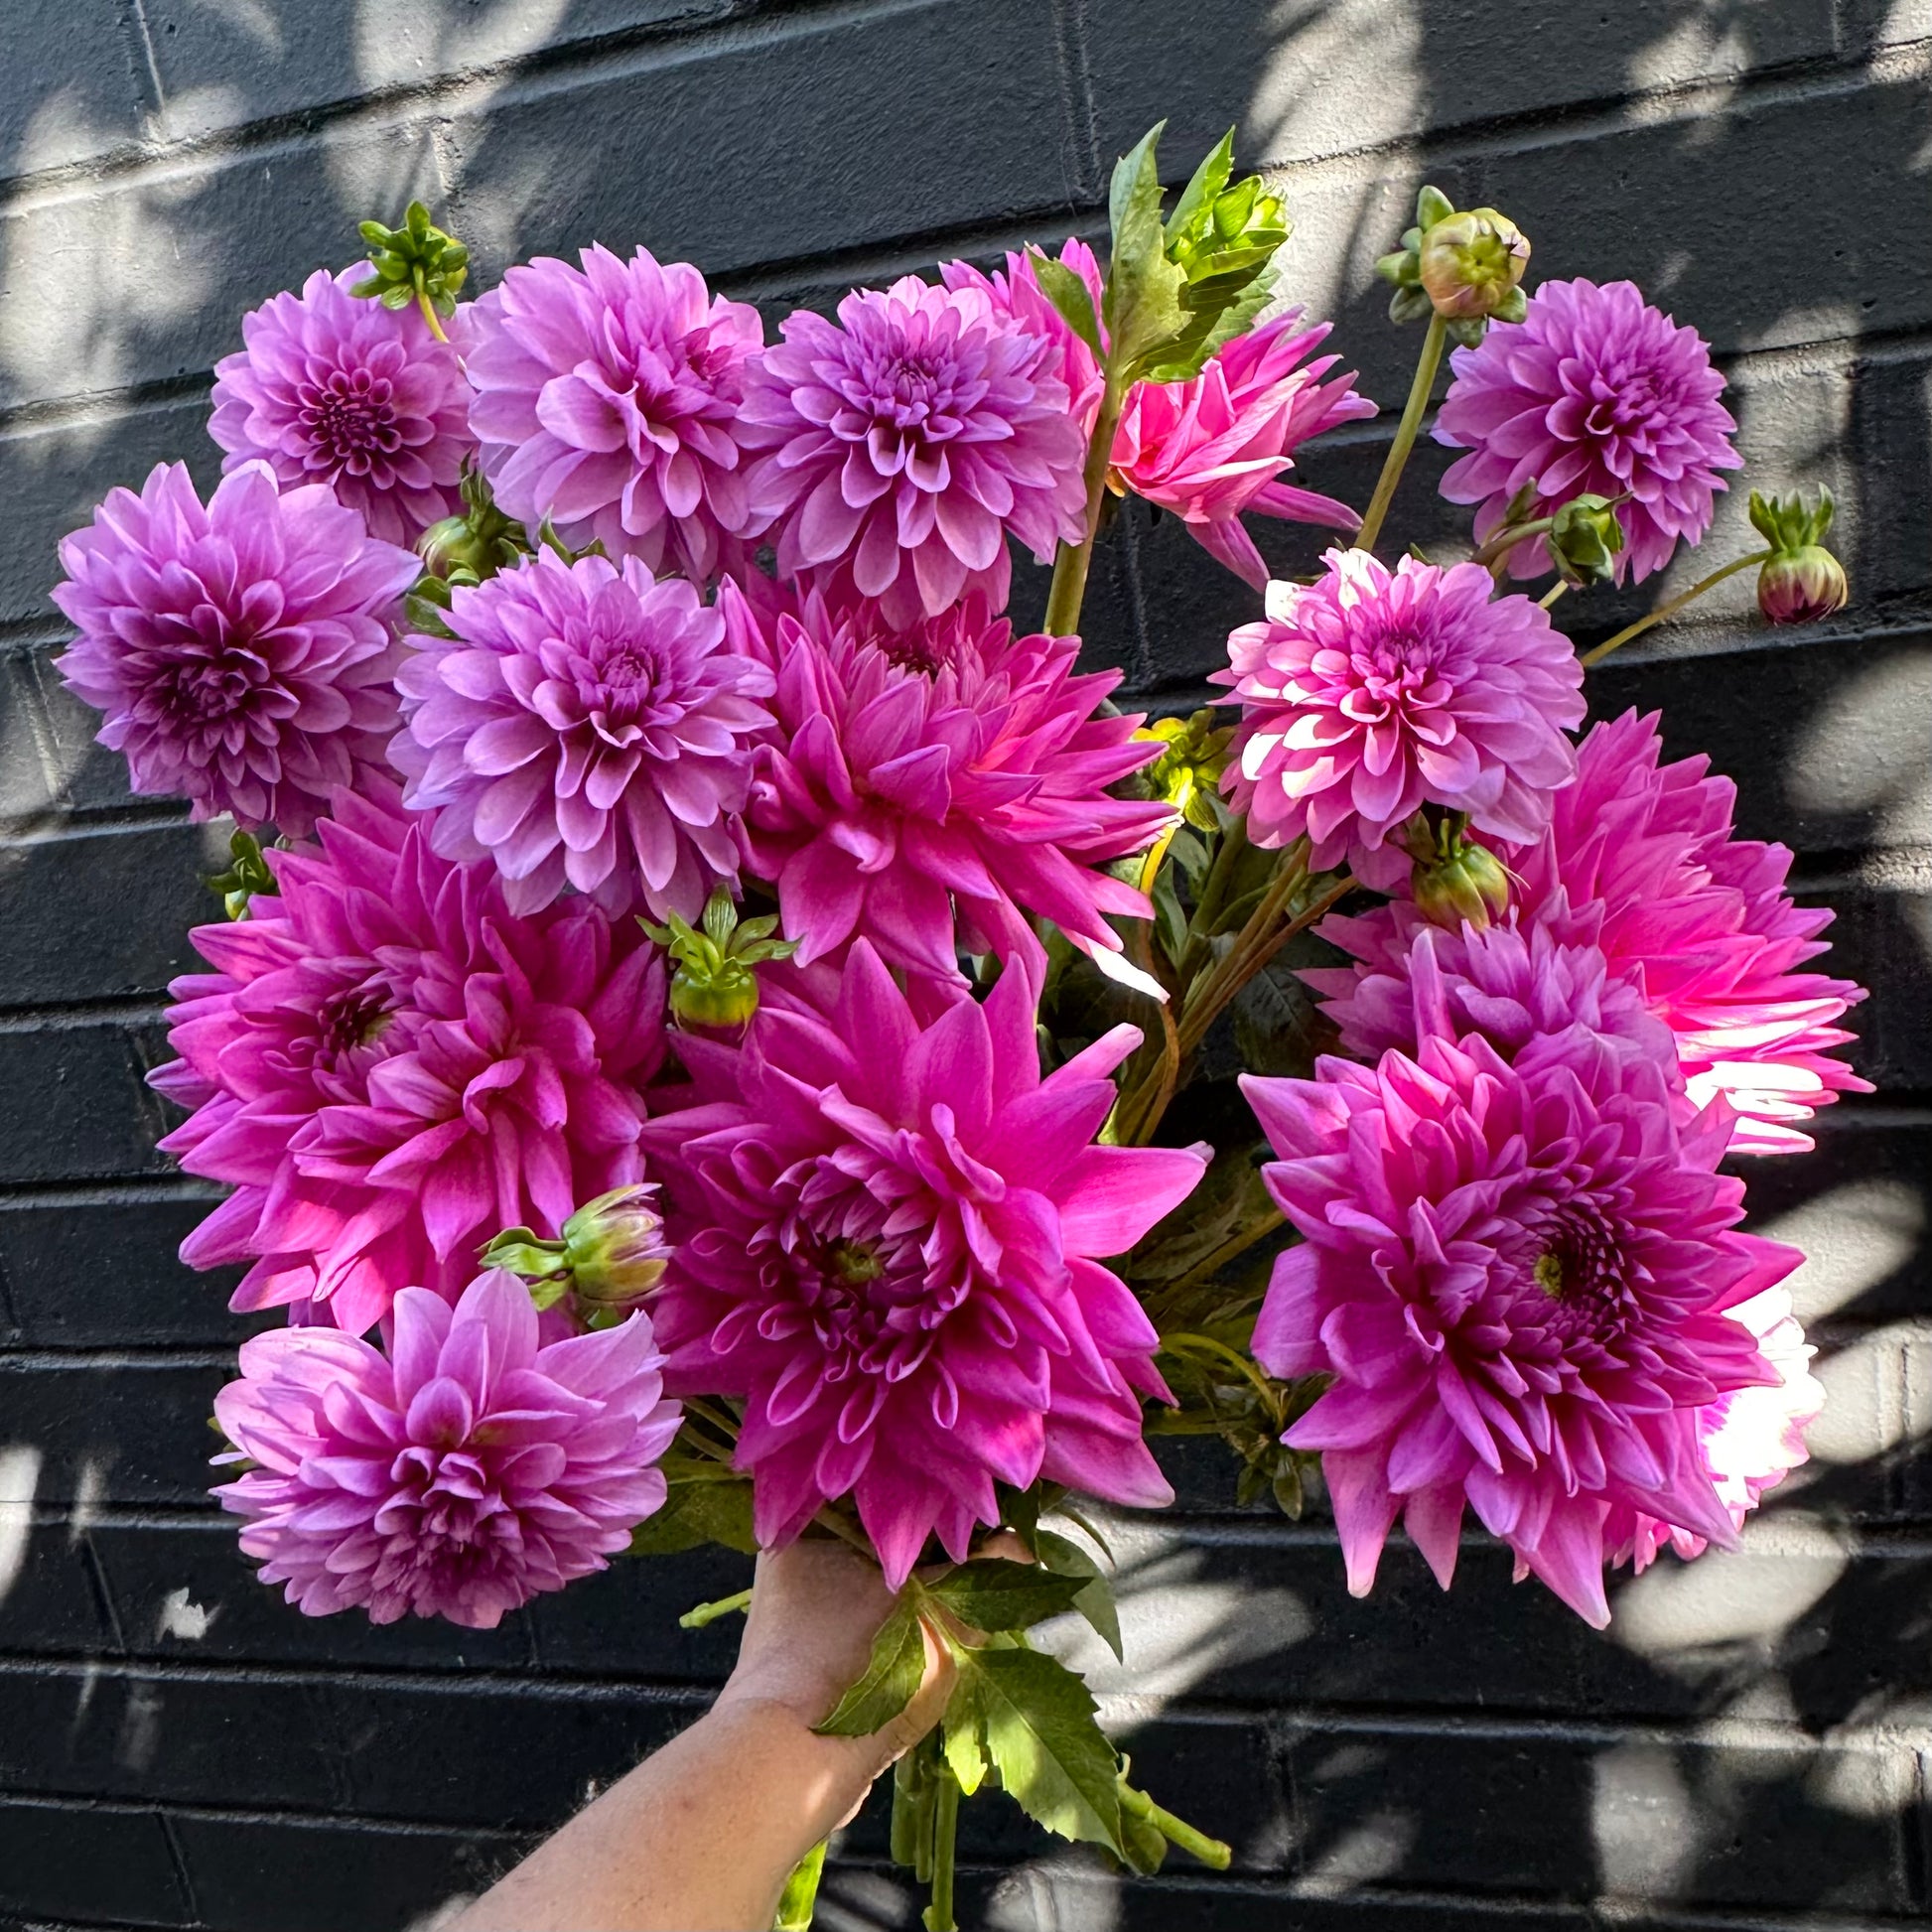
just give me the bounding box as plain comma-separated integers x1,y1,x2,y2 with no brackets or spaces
52,463,417,837
1246,1024,1801,1627
739,275,1087,627
1434,278,1740,584
1110,309,1375,589
209,266,472,547
214,1270,681,1626
154,782,666,1336
1606,1285,1823,1575
733,588,1171,979
1309,711,1869,1152
940,238,1107,434
646,942,1203,1587
461,245,763,584
395,550,773,918
1215,548,1585,888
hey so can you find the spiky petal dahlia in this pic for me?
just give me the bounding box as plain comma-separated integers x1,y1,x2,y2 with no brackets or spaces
1216,549,1584,888
739,275,1087,627
1309,711,1869,1153
1245,1024,1802,1627
53,463,417,837
214,1270,682,1627
733,589,1170,979
394,551,773,919
209,266,473,547
646,943,1205,1587
154,783,666,1337
461,245,763,585
1434,278,1740,584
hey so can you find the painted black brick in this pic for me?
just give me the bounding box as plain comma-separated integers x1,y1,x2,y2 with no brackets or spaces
0,1797,189,1928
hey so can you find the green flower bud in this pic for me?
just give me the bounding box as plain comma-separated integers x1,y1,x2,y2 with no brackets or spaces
641,888,799,1033
482,1184,670,1313
1748,487,1848,624
1401,809,1511,931
351,201,469,320
1377,187,1529,341
1136,709,1232,831
205,827,277,919
1548,493,1625,587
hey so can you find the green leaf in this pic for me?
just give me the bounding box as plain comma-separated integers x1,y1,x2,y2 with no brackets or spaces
1109,119,1165,248
1164,128,1234,252
773,1842,826,1931
1031,254,1104,363
1035,1529,1123,1661
815,1600,927,1736
928,1559,1086,1635
946,1645,1124,1852
941,1689,990,1797
1104,123,1189,371
625,1457,758,1556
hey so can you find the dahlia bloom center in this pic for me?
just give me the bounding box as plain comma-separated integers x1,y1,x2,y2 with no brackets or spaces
301,363,405,471
1515,1199,1632,1336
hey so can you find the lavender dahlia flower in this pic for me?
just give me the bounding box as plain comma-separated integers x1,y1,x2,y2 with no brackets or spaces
462,245,763,584
1434,279,1740,585
1246,1022,1801,1627
214,1270,681,1626
155,783,666,1336
53,463,417,837
739,275,1087,628
209,266,472,547
396,551,773,918
647,943,1206,1587
1216,549,1584,888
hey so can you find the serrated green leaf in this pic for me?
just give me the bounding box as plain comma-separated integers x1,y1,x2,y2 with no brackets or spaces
1104,123,1189,370
1164,128,1234,251
773,1842,826,1930
625,1458,758,1556
1031,254,1104,363
947,1645,1123,1852
1108,120,1165,249
815,1601,926,1736
1035,1529,1123,1661
941,1686,989,1796
928,1559,1086,1635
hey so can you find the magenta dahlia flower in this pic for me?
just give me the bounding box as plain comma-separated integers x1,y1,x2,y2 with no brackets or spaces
1110,310,1374,588
52,463,417,837
154,783,666,1336
1606,1285,1822,1575
394,551,772,918
461,245,763,584
646,943,1203,1587
739,275,1087,627
213,1269,681,1626
1215,549,1585,887
1434,278,1740,584
209,266,472,547
1246,1024,1801,1626
940,238,1107,435
732,588,1171,978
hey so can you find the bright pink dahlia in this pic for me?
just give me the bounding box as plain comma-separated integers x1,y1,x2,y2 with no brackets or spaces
213,1270,681,1626
646,943,1203,1587
1215,548,1584,888
739,275,1087,627
1110,309,1374,589
52,463,417,837
1246,1024,1801,1626
461,245,763,584
1606,1285,1823,1575
394,551,772,918
1434,278,1740,585
209,266,472,547
732,588,1170,978
154,782,666,1337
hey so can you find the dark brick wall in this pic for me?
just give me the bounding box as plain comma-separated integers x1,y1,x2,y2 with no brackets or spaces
1,4,1928,1927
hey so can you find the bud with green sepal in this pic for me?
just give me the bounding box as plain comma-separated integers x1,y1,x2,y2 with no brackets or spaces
1548,492,1626,588
1377,186,1529,346
1749,486,1849,625
481,1183,671,1323
405,463,532,637
1402,806,1512,931
1136,710,1232,831
640,886,799,1033
205,827,277,920
351,201,469,343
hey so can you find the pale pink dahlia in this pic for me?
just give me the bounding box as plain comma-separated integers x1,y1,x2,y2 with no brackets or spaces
646,943,1203,1587
214,1270,681,1626
1110,309,1375,588
1434,278,1740,584
395,551,773,918
1606,1285,1823,1575
1246,1025,1801,1626
1215,549,1584,888
461,245,763,584
739,275,1087,627
733,589,1170,978
52,463,417,837
209,266,472,547
154,782,666,1336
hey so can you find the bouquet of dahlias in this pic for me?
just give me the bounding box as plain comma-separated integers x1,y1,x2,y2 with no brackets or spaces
52,130,1863,1925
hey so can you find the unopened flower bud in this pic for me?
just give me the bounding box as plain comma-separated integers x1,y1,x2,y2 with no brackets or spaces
351,201,469,320
1402,810,1511,931
641,887,798,1034
205,827,276,920
481,1183,670,1314
1748,486,1848,625
1137,709,1232,831
1377,187,1529,340
1548,493,1625,588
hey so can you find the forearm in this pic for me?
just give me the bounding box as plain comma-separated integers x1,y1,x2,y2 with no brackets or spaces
450,1697,875,1932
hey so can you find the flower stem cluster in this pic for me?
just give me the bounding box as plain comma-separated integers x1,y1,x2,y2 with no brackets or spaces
639,887,798,1031
351,201,469,341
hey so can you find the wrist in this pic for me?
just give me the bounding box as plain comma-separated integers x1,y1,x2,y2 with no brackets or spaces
704,1692,885,1841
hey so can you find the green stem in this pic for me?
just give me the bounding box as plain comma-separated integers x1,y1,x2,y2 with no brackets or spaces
412,267,450,344
678,1587,752,1630
1174,810,1249,988
1175,847,1311,1057
921,1764,962,1932
773,1842,826,1931
1580,550,1771,667
1539,582,1568,611
1473,514,1555,575
1145,1799,1233,1870
1043,373,1128,636
1355,313,1447,556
